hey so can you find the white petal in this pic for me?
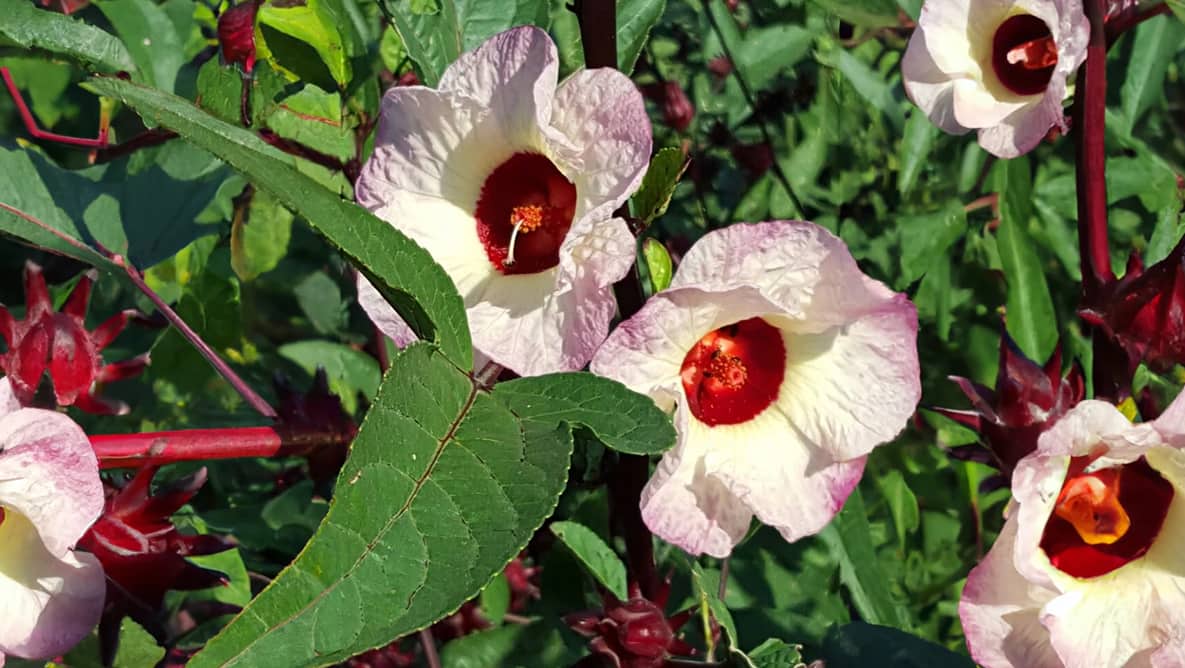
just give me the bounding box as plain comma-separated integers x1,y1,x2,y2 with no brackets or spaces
958,518,1062,668
639,408,753,558
0,510,105,660
356,87,509,211
698,408,867,544
0,409,103,556
355,275,418,348
914,0,997,77
467,270,564,376
0,379,18,418
952,78,1031,129
548,69,652,224
901,30,970,135
437,25,558,152
976,102,1059,158
774,298,920,462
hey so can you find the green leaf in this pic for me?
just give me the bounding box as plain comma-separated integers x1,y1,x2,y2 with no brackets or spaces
897,201,966,286
616,0,666,73
821,622,975,668
876,470,919,550
550,520,628,600
492,372,676,456
96,0,185,91
689,559,741,653
818,488,911,630
995,157,1057,362
113,619,167,668
278,340,382,413
1147,205,1184,266
810,0,902,28
631,147,689,226
642,238,673,293
1117,15,1185,138
231,188,294,281
0,0,135,73
827,48,905,130
196,59,288,128
747,638,805,668
479,572,511,624
87,76,473,369
257,0,352,87
384,0,551,86
438,621,582,668
294,271,349,335
189,344,574,667
897,108,937,197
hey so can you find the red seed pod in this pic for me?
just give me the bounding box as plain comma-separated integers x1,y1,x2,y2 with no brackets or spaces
641,81,695,133
218,1,260,74
0,261,146,414
565,579,696,668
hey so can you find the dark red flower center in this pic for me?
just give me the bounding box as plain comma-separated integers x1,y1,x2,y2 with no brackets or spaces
680,318,786,426
992,14,1058,96
1040,456,1174,578
474,152,577,275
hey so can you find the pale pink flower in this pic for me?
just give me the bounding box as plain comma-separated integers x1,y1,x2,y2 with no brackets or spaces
591,221,920,557
355,26,651,376
902,0,1088,158
0,378,106,665
961,393,1185,667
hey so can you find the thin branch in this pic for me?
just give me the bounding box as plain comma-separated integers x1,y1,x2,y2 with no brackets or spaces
717,558,730,602
1107,2,1172,46
2,67,108,148
419,629,442,668
703,6,805,217
106,251,279,419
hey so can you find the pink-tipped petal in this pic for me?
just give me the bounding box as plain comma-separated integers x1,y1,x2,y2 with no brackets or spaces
0,512,105,661
549,68,652,224
0,409,103,556
959,519,1061,668
437,25,558,151
0,379,18,417
901,30,968,135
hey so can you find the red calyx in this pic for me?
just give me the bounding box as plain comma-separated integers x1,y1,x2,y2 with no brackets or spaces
218,2,260,74
642,81,695,133
274,368,358,487
1040,456,1173,578
992,14,1058,96
680,318,786,426
1081,240,1185,393
0,261,146,414
474,152,577,275
79,466,230,661
566,580,696,668
934,332,1084,478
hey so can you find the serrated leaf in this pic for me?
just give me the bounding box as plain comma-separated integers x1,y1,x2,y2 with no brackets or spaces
384,0,550,86
747,638,804,668
0,0,135,73
995,157,1057,363
642,238,673,293
818,488,911,631
616,0,665,73
113,619,167,668
190,344,574,667
87,76,473,369
631,147,689,226
195,58,288,127
492,372,676,456
550,520,628,600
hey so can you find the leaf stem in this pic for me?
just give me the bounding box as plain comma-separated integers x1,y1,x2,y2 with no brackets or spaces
90,423,351,468
1,67,109,148
419,629,442,668
703,3,805,217
576,0,660,602
106,251,279,419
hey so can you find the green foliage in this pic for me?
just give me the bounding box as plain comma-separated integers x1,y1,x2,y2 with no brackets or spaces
0,0,136,72
550,520,628,600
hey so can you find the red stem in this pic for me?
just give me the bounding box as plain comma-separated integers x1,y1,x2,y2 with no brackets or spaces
2,67,109,148
1106,2,1172,46
575,0,659,602
91,424,350,469
1073,0,1113,300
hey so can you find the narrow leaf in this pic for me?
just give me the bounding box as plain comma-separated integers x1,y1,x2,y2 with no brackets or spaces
1118,15,1185,137
995,157,1057,362
631,147,689,226
86,76,473,369
821,622,975,668
492,372,676,456
818,488,911,630
642,238,673,293
897,108,937,197
550,521,628,600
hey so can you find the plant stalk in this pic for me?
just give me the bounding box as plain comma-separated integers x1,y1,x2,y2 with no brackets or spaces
91,423,352,469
